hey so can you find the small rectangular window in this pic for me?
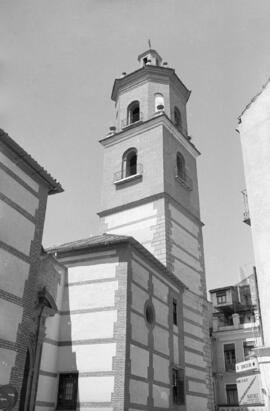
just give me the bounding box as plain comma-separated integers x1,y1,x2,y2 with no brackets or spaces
217,292,227,304
224,343,236,371
57,373,78,410
173,300,178,326
172,368,185,405
226,384,238,405
243,341,255,360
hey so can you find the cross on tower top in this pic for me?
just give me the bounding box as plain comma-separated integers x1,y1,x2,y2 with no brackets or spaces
137,48,162,68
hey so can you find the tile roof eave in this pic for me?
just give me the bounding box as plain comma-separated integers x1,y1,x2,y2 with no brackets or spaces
238,77,270,122
0,129,63,194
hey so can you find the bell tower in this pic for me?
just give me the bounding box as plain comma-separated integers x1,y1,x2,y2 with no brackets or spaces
99,49,214,410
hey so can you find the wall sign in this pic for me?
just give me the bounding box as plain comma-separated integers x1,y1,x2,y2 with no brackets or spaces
236,373,264,406
236,358,259,373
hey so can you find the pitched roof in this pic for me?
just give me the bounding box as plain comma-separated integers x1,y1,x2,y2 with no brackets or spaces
238,77,270,120
0,129,63,195
46,233,130,253
46,233,186,291
209,285,235,294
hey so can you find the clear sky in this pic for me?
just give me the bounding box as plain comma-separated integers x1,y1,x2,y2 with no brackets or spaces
1,0,270,291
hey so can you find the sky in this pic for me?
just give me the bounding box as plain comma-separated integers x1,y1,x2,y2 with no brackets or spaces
1,0,270,291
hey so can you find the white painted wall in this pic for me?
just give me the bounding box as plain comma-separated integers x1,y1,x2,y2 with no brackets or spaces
101,201,160,256
152,384,170,408
0,151,39,192
0,199,35,255
62,280,118,311
0,299,22,342
129,379,149,405
39,256,127,409
130,345,149,378
58,343,116,372
59,310,117,341
79,376,114,402
0,248,29,297
0,348,16,384
130,312,148,346
0,167,39,215
153,354,170,384
67,260,118,282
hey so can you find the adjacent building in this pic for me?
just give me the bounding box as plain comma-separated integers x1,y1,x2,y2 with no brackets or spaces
235,78,270,409
209,271,262,410
0,129,63,411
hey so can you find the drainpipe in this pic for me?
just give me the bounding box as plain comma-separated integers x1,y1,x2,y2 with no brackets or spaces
28,292,46,411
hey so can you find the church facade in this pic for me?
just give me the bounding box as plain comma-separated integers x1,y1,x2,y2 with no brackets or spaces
34,49,214,410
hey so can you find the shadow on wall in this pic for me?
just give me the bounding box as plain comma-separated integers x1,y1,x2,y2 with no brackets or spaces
12,251,79,411
55,260,79,411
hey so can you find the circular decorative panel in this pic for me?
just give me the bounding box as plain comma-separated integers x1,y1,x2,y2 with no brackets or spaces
144,300,155,326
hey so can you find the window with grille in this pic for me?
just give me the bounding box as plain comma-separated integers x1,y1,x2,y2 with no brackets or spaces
174,107,182,131
176,152,185,180
122,148,138,178
172,368,185,405
173,300,178,326
57,373,78,409
226,384,238,405
127,101,140,124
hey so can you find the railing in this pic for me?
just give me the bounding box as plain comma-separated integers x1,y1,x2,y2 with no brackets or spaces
121,112,144,129
113,163,143,183
175,168,193,191
241,189,251,225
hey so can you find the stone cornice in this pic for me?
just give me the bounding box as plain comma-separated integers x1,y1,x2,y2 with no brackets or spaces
99,113,200,158
98,191,204,227
111,65,191,103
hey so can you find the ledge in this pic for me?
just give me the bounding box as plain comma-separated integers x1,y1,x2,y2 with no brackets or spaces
114,173,142,186
175,175,192,191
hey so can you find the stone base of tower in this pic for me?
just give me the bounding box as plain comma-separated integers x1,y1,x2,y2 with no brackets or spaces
99,195,214,410
99,194,168,266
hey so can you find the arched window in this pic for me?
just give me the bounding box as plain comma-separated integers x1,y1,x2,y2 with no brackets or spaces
174,107,182,131
176,152,185,179
127,101,140,124
122,148,137,177
155,93,164,112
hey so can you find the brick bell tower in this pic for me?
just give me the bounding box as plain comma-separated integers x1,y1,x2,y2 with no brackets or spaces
99,49,214,410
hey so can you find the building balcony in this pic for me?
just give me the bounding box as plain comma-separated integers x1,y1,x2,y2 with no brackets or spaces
113,163,143,185
121,112,144,130
213,316,259,332
241,189,251,226
175,168,193,191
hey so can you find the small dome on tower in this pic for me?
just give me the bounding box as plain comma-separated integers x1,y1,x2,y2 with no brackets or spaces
137,49,163,68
